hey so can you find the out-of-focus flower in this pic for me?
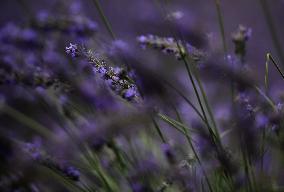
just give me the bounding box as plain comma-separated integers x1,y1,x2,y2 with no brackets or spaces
108,39,130,56
0,23,43,49
123,86,138,101
255,113,268,128
232,25,252,63
23,141,80,181
23,140,42,160
32,12,98,37
63,166,80,181
166,11,184,20
235,92,255,116
137,34,205,61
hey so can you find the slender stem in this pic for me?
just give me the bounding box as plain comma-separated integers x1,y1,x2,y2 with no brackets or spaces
84,147,116,191
91,0,133,71
182,56,209,126
254,86,276,111
163,79,206,122
91,0,116,40
158,111,214,192
213,0,237,121
155,0,218,140
152,117,167,143
259,0,284,68
172,105,214,192
157,0,221,153
3,104,52,137
241,148,254,192
108,140,127,171
189,59,220,139
267,53,284,80
260,126,266,173
214,0,227,55
214,0,238,114
265,53,270,95
180,52,219,143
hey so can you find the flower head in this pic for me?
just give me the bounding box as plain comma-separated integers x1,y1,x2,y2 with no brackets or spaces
232,25,252,62
66,43,79,57
137,34,205,61
66,43,141,102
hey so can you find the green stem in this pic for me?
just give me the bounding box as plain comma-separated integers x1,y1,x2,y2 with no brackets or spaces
266,53,284,80
213,0,236,122
265,53,270,95
158,111,213,192
189,60,220,139
164,79,206,122
214,0,227,54
108,140,127,171
3,104,52,137
182,56,209,126
158,113,197,135
152,117,167,143
181,52,219,142
259,0,284,68
84,147,117,192
92,0,116,40
254,86,276,111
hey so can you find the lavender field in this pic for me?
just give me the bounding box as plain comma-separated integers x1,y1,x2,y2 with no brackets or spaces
1,0,284,191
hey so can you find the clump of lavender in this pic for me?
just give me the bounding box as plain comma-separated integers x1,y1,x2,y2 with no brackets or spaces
66,43,141,102
23,142,80,181
1,1,284,191
137,34,205,61
32,12,97,37
0,66,69,91
0,23,43,49
232,25,252,63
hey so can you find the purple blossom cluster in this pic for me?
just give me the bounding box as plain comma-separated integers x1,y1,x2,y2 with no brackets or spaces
66,43,141,102
32,12,98,37
232,25,252,62
137,34,205,61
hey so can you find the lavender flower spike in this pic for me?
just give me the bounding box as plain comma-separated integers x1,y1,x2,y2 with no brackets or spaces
65,43,141,102
137,34,205,61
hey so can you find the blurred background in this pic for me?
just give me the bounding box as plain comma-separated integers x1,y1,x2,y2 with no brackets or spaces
1,0,284,72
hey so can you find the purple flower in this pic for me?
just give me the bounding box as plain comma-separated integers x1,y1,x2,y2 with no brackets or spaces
66,43,141,102
130,182,146,192
124,87,137,100
23,140,42,160
21,29,38,42
137,35,147,43
65,43,79,57
255,114,268,128
232,25,252,62
108,39,129,55
97,66,107,75
64,166,80,181
33,12,98,37
137,34,204,60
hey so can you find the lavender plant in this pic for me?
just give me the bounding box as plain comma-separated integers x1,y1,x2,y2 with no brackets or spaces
1,0,284,192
